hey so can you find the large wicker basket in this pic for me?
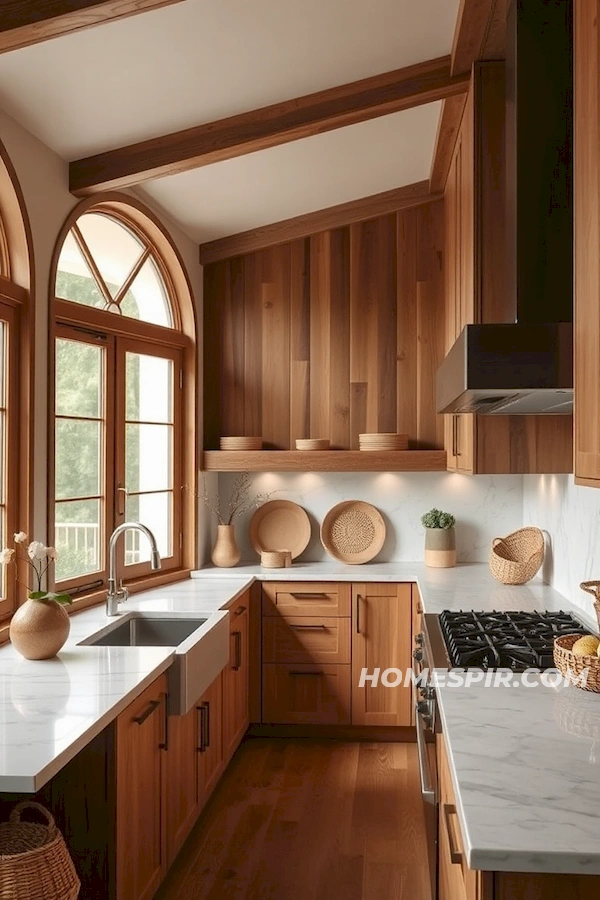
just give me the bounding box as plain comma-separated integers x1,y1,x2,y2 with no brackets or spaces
0,801,80,900
489,526,544,584
554,634,600,693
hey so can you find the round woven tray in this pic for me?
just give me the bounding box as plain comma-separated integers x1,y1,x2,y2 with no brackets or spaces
554,634,600,693
320,500,386,564
489,526,544,584
0,801,80,900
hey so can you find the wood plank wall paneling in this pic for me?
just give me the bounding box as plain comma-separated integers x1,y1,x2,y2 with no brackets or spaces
203,200,445,450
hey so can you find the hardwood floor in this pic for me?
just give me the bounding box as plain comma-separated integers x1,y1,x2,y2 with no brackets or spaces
157,738,432,900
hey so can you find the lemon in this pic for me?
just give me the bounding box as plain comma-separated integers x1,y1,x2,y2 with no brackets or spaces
572,635,600,656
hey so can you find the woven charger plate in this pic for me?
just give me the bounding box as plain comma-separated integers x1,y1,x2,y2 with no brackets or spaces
320,500,386,564
249,500,311,559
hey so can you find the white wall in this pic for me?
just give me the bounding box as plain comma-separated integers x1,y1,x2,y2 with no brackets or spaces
210,471,524,564
523,475,600,617
0,109,205,559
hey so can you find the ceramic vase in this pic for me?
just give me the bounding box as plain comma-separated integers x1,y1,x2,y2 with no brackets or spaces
424,527,457,568
9,598,71,659
211,524,241,567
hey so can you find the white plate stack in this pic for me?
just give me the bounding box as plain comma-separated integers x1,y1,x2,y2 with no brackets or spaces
358,433,409,451
219,436,263,450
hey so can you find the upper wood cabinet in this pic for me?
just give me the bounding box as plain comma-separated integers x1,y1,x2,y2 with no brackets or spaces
575,0,600,486
443,63,572,475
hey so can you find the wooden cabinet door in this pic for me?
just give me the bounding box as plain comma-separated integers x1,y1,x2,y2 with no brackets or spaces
163,702,198,867
116,673,167,900
197,673,224,808
351,583,412,726
575,0,600,486
262,663,351,724
223,598,249,763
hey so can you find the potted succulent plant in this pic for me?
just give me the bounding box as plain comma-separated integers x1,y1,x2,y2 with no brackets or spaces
421,508,457,568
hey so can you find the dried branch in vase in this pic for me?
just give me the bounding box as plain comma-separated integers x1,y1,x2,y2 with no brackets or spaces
201,472,274,525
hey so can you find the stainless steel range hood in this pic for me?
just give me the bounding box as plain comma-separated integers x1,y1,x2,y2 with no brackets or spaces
436,0,573,416
436,323,573,414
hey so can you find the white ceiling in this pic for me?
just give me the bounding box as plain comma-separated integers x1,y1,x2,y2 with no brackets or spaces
0,0,459,241
142,103,442,243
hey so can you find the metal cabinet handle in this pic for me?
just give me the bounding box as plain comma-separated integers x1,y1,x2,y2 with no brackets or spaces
232,630,242,670
452,415,458,457
196,702,210,753
288,670,323,677
415,705,435,805
159,692,169,751
356,594,363,634
443,804,464,865
133,699,160,726
290,624,327,630
289,592,329,599
455,415,461,457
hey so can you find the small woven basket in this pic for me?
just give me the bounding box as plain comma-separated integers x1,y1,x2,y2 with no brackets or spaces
260,549,292,569
0,801,80,900
554,634,600,693
489,527,544,584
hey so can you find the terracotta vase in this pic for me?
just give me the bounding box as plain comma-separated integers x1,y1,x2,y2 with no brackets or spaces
424,527,457,568
9,599,71,660
211,524,241,568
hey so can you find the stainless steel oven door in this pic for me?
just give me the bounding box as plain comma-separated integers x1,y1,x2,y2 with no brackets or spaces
415,700,438,899
414,628,438,899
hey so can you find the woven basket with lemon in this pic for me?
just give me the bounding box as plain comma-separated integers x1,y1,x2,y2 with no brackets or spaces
553,582,600,692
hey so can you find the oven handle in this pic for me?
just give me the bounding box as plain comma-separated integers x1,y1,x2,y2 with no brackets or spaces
415,705,436,806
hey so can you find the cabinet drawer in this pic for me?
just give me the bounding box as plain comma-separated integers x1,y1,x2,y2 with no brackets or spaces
262,616,351,664
262,582,350,617
262,663,351,724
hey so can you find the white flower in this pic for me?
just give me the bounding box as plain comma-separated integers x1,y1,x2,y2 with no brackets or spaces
13,532,27,544
0,548,14,564
44,547,58,560
27,541,46,561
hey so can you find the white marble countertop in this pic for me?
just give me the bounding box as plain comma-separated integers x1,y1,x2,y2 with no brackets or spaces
0,578,252,793
435,674,600,874
3,562,600,877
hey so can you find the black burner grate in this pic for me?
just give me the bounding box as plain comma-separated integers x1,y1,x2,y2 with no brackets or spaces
439,610,589,671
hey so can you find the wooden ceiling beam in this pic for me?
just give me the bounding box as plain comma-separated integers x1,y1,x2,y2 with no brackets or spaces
199,180,441,265
450,0,506,76
430,0,506,191
429,93,468,192
0,1,185,54
69,55,470,196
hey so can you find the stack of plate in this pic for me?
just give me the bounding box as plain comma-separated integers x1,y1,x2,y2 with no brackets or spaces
219,436,263,450
359,433,408,451
295,439,330,451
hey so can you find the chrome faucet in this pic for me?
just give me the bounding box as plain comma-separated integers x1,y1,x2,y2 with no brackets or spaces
106,522,161,616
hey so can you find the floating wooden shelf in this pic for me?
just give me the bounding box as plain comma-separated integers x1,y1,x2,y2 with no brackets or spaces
201,450,447,472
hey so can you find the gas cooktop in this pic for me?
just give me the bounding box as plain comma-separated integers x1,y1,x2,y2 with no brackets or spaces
439,610,588,671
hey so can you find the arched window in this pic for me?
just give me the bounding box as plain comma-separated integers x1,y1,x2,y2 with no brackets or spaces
51,200,196,601
0,143,32,623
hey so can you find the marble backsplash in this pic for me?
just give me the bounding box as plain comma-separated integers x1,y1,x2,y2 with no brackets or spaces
210,472,524,565
523,474,600,616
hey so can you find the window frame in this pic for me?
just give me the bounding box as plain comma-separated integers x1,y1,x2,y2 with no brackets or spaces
49,200,196,607
0,296,20,621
